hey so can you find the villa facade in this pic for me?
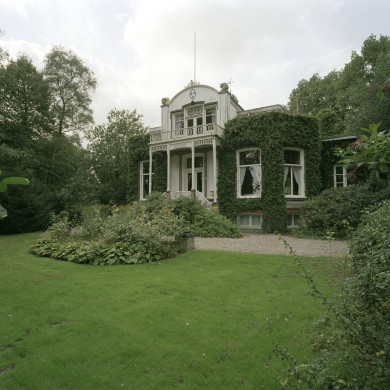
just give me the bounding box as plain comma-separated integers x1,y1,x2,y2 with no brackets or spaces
141,81,356,232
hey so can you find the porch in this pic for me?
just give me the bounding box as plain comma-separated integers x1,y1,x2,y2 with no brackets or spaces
146,133,222,206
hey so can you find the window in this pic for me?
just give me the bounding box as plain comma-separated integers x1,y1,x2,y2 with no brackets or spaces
334,165,347,187
333,164,363,187
283,148,304,197
238,214,262,229
237,149,261,197
140,161,154,200
174,114,184,130
287,214,300,228
206,108,216,124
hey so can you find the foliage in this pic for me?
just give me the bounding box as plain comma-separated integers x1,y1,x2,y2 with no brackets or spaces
219,112,321,233
30,202,187,265
0,168,29,219
87,109,148,204
43,46,97,136
0,47,97,232
300,183,390,239
335,122,390,174
191,209,242,238
276,200,390,389
287,34,390,136
140,193,242,238
0,179,54,233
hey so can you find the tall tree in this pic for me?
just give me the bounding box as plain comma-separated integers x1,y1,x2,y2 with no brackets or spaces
43,46,97,136
87,109,147,204
0,55,51,175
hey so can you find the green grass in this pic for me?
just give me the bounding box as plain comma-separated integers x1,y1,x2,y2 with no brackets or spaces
0,233,344,389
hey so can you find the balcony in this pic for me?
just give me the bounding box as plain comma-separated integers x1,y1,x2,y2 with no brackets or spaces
150,123,224,144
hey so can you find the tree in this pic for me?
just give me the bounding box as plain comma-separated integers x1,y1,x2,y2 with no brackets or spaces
87,109,147,204
287,34,390,136
43,46,97,136
0,55,51,151
335,122,390,175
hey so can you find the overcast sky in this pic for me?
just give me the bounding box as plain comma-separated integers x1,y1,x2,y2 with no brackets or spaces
0,0,389,128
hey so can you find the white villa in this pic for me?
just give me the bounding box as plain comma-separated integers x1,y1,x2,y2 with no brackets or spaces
142,81,282,208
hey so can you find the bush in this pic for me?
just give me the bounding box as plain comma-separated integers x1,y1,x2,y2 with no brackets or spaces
191,209,242,238
141,193,241,237
31,203,187,265
277,200,390,389
301,183,390,239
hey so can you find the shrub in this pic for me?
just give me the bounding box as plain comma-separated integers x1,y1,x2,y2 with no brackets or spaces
191,209,242,238
276,200,390,389
31,202,187,265
301,183,390,238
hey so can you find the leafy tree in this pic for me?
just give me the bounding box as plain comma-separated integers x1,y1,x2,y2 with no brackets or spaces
287,34,390,137
87,109,147,204
0,55,51,151
43,46,97,136
336,122,390,175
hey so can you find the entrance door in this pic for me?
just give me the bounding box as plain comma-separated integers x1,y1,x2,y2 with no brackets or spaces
187,171,203,192
185,156,204,194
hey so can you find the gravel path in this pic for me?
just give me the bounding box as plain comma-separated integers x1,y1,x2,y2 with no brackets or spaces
194,234,349,257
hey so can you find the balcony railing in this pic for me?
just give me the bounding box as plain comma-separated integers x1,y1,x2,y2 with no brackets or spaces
150,123,224,144
167,191,212,209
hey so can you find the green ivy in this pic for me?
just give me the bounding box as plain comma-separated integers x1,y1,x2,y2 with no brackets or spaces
218,112,321,233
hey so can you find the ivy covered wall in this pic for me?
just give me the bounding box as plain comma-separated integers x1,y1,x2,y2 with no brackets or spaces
218,112,321,233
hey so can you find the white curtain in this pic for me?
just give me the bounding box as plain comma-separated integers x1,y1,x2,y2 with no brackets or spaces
250,166,261,195
292,167,301,195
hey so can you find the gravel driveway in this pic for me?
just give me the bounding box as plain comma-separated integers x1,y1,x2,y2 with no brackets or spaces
194,234,349,257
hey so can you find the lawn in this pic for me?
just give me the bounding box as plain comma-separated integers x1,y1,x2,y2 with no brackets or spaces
0,233,344,389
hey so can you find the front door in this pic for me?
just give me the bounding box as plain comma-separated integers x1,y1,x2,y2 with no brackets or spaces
187,171,203,192
185,156,204,194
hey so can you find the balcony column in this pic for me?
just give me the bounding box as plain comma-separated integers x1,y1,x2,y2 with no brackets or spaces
166,145,171,196
148,147,153,194
191,141,195,198
212,138,217,203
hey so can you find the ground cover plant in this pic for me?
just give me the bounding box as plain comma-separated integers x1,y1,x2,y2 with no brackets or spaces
30,201,188,265
1,233,343,389
30,196,242,266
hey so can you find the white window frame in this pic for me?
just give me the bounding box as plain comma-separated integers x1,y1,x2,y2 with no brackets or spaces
333,164,347,187
140,161,154,200
182,154,204,194
287,214,301,228
173,112,184,130
205,107,216,125
236,148,262,198
238,214,262,229
283,148,305,198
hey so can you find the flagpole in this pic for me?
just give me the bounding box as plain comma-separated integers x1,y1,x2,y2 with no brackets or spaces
194,33,196,83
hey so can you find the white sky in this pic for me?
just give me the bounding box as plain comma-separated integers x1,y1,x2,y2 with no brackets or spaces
0,0,389,128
